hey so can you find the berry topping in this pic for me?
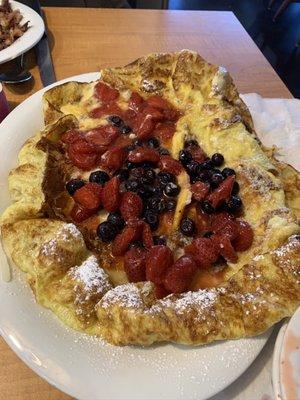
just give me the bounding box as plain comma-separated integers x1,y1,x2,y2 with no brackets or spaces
120,191,143,221
191,181,210,202
145,245,174,284
179,149,193,165
157,171,176,185
225,195,243,213
164,255,197,293
232,181,240,195
144,210,159,231
211,153,224,167
108,115,123,126
146,196,166,213
66,179,85,195
180,217,196,237
185,160,200,176
209,172,224,188
233,220,254,251
207,175,235,208
128,147,160,164
100,146,126,171
164,182,180,197
184,139,198,148
153,235,167,245
211,234,237,263
124,247,146,282
125,179,140,192
120,125,132,135
222,167,236,178
185,237,219,268
85,125,119,148
113,168,129,182
200,200,215,214
67,138,99,171
107,212,125,231
101,176,120,212
94,81,119,103
97,221,118,242
142,222,154,249
73,183,102,210
158,155,183,175
70,204,94,223
147,137,160,148
89,170,110,185
165,198,177,211
112,224,141,256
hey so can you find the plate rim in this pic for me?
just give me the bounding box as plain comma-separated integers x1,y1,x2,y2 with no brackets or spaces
0,0,45,64
0,73,271,400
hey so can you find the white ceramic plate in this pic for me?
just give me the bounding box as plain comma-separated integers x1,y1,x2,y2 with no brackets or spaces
0,73,270,400
279,308,300,400
0,1,44,64
272,321,288,400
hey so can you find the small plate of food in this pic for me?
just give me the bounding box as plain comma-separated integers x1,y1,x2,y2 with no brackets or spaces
0,0,44,64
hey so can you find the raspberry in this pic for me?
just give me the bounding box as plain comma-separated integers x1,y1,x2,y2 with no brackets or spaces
112,224,141,256
124,247,146,282
233,220,254,251
145,245,174,284
185,237,219,268
191,181,210,202
164,255,197,293
120,192,143,221
127,147,160,164
73,183,102,210
142,222,154,249
158,155,183,175
207,175,235,208
211,234,238,263
101,177,120,212
100,146,127,171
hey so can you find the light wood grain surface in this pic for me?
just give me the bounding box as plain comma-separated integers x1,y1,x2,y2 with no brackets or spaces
0,7,292,400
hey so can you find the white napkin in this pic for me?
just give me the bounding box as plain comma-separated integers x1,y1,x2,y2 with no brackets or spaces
241,93,300,171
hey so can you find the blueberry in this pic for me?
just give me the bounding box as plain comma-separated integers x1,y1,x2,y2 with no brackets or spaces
120,125,132,134
140,161,155,169
144,210,159,231
133,139,143,147
185,160,200,176
113,169,129,182
129,241,143,249
225,196,243,213
199,160,213,170
211,153,224,167
97,221,118,242
108,115,123,126
107,212,125,231
184,139,198,148
179,149,193,165
153,235,166,245
165,198,177,211
222,167,236,178
159,148,170,156
201,201,215,214
157,171,175,185
164,182,180,197
66,179,85,195
197,170,210,182
130,167,145,179
142,168,156,184
203,231,213,238
146,196,166,213
180,218,195,236
125,179,140,192
147,138,160,148
125,144,136,152
89,170,110,185
138,185,154,200
232,181,240,195
210,172,224,188
152,186,163,197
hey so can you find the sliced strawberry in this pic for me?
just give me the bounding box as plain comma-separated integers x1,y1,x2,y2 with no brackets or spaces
100,146,126,171
128,147,160,164
211,234,238,263
164,255,197,294
120,191,143,221
112,224,141,256
85,125,119,148
158,155,183,175
135,114,156,139
89,103,123,119
94,81,119,103
145,245,174,284
101,176,120,212
195,208,212,235
61,129,81,144
207,175,235,208
67,138,99,170
146,95,171,110
73,183,102,210
162,108,180,122
70,204,95,223
185,237,219,269
190,147,207,164
233,220,254,251
211,212,238,241
142,222,154,249
129,92,144,112
124,247,146,282
191,181,210,202
155,284,170,299
153,122,176,141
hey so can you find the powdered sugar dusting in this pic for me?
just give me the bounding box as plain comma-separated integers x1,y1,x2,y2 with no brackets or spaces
101,283,145,309
71,255,111,294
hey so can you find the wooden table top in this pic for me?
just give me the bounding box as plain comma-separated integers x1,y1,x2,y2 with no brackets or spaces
0,7,292,400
